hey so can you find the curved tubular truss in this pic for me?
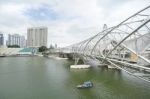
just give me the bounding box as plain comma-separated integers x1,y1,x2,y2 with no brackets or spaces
60,6,150,82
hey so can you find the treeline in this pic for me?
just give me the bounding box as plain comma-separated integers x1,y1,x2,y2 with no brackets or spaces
7,45,20,48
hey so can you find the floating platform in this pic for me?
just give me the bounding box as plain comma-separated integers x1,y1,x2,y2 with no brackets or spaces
55,57,68,60
70,65,91,69
107,65,118,69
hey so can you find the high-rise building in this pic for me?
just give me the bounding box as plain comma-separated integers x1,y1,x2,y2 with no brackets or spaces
0,33,4,47
27,27,48,47
7,34,26,48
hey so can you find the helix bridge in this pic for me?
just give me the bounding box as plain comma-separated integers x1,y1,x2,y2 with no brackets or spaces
59,5,150,82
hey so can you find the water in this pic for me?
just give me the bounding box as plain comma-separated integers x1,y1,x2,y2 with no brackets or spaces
0,57,150,99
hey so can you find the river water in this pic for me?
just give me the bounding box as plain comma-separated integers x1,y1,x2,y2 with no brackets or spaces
0,57,150,99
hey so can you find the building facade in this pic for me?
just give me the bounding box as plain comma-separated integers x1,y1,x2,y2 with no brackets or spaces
27,27,48,47
0,34,4,47
7,34,26,48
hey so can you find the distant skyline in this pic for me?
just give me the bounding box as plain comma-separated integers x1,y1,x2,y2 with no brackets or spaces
0,0,149,47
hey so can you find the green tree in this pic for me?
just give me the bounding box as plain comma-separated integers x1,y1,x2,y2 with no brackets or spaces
38,46,48,52
7,45,20,48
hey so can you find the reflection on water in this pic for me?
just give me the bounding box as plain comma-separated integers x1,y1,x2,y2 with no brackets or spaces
0,57,150,99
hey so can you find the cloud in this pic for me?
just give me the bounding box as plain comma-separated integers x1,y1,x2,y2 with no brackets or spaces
0,0,149,47
24,4,61,21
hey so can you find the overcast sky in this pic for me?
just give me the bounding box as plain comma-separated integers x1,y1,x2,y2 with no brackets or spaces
0,0,149,47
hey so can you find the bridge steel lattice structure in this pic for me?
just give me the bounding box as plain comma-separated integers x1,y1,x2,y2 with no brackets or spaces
59,6,150,82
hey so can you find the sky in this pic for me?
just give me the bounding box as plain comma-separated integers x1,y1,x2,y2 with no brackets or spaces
0,0,149,47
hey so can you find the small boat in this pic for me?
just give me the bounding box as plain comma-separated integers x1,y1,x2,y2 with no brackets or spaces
76,81,93,89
